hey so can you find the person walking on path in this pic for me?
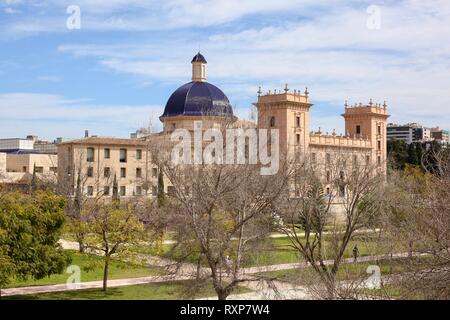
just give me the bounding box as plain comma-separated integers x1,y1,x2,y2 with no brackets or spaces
353,245,359,263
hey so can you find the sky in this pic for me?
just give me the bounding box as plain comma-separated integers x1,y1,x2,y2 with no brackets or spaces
0,0,449,140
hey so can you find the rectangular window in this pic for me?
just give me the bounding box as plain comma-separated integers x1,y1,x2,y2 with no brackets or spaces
296,116,301,127
120,149,127,163
136,168,142,178
339,185,345,197
152,168,158,178
378,156,382,165
152,186,157,196
356,125,361,135
311,153,316,164
378,140,382,150
103,186,110,196
120,168,126,178
87,186,94,196
326,153,331,165
120,186,126,196
50,167,57,173
167,186,176,196
296,134,300,145
104,148,110,159
366,155,371,164
87,147,94,162
326,171,331,183
87,167,94,177
136,186,142,196
136,149,142,160
104,167,111,178
378,125,382,135
34,166,44,173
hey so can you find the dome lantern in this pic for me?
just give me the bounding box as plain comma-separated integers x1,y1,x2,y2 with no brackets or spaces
191,52,207,82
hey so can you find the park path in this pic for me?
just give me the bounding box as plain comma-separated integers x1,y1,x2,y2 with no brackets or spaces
1,249,414,297
157,228,381,245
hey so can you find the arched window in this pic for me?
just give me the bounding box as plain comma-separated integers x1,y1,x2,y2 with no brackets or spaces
269,116,276,127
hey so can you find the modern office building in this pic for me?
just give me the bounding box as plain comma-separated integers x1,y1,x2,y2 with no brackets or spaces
387,123,433,144
431,127,449,144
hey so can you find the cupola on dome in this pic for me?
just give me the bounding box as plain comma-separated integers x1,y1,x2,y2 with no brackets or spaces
160,53,234,119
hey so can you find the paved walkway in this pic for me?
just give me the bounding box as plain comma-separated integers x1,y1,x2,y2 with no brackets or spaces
199,280,311,300
1,275,193,297
60,229,381,247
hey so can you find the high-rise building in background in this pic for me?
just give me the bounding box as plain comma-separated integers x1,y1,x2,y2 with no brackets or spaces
431,127,450,144
387,123,434,144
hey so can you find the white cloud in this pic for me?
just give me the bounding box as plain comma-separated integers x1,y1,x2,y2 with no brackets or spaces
0,93,164,139
1,0,449,134
4,7,20,14
0,0,334,36
55,1,450,130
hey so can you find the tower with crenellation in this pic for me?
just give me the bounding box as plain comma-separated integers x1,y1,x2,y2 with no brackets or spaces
254,85,313,159
342,100,390,173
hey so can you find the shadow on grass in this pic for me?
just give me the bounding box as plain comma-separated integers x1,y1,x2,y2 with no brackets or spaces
5,287,126,300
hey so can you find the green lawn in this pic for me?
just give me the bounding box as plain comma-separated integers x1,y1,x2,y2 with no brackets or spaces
243,235,400,267
257,257,430,283
5,281,251,300
5,250,164,289
131,234,403,268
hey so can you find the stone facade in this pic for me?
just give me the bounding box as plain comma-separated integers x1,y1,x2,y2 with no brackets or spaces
57,137,167,199
0,153,58,185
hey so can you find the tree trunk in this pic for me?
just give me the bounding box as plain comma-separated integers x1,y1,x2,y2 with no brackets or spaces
78,240,85,254
325,276,336,300
103,255,110,292
196,255,202,280
408,241,413,258
217,290,228,301
76,234,85,253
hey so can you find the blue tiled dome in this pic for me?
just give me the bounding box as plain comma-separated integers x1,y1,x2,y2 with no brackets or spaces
161,81,234,118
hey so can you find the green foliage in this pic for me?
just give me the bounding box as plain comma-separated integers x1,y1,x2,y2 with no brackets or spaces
84,202,145,256
83,201,145,291
388,140,449,175
0,191,70,290
387,139,408,170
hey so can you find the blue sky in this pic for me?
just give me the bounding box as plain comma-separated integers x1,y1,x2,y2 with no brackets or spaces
0,0,449,140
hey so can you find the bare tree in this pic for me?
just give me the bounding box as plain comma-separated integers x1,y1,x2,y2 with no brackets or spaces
380,148,450,299
276,153,384,299
149,117,289,300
